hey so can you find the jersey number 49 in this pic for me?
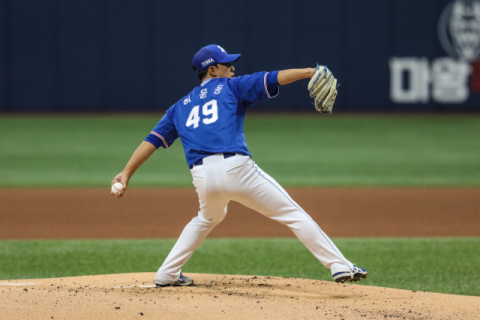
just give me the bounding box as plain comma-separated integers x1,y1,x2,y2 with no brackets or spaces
186,99,218,129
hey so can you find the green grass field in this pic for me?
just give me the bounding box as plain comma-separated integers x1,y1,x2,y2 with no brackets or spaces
1,115,479,296
0,115,479,187
1,238,479,296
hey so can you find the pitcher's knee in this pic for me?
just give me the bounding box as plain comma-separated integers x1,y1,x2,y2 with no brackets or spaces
197,211,225,227
205,216,224,226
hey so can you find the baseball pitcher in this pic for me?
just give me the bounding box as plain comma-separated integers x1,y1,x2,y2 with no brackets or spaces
111,44,367,286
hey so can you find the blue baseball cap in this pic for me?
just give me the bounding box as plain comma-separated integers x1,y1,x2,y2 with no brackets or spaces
192,44,241,71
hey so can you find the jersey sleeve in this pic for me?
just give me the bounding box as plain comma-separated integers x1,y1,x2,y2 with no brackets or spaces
228,71,280,107
144,106,179,149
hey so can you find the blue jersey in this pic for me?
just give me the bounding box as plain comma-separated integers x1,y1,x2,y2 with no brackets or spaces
145,71,280,167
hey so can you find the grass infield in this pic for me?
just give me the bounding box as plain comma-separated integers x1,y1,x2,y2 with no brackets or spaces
1,115,479,187
1,238,479,296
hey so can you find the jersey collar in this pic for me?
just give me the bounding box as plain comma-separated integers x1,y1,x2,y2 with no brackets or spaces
201,78,212,86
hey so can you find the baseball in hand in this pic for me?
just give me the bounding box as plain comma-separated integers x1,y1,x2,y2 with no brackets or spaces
111,182,124,195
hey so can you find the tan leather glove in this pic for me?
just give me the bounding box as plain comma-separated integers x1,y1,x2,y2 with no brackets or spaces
308,65,338,114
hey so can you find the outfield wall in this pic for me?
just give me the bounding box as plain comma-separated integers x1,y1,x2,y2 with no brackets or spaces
1,0,480,112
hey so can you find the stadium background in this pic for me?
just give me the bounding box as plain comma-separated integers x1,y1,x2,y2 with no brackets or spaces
1,0,480,308
2,0,480,112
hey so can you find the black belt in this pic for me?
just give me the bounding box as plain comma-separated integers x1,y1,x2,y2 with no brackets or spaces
190,153,236,169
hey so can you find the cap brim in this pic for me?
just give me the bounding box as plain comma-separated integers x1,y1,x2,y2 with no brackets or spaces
219,53,241,64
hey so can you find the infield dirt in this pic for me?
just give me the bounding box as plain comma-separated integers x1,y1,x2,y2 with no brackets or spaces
1,187,479,239
1,187,479,319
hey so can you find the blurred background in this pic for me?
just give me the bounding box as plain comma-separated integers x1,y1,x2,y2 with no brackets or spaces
1,0,480,113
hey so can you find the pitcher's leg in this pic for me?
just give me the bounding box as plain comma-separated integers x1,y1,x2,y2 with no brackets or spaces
155,209,226,285
233,162,353,271
155,166,229,285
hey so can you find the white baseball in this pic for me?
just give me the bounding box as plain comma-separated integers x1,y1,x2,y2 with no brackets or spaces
111,182,124,195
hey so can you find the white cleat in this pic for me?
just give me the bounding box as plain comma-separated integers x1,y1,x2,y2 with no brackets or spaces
332,265,367,284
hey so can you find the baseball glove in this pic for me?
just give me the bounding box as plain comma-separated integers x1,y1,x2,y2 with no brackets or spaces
308,65,338,114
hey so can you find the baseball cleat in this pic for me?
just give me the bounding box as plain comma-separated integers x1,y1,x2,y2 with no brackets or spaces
333,266,367,284
155,272,194,287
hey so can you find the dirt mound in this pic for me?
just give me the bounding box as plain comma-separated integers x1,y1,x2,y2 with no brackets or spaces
1,273,478,319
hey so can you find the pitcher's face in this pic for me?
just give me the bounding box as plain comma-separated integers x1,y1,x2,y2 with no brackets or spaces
215,63,236,78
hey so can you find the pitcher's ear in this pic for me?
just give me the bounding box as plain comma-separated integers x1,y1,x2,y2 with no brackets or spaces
208,65,218,77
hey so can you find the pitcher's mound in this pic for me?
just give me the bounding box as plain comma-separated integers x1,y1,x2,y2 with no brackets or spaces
1,273,478,319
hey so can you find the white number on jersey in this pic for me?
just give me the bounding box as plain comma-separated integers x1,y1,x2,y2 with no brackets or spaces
202,100,218,125
186,105,200,128
186,99,218,129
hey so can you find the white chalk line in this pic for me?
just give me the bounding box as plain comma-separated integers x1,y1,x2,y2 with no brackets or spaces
0,282,36,286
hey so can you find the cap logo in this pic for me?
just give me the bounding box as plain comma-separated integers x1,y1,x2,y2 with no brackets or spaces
217,46,226,53
201,58,214,67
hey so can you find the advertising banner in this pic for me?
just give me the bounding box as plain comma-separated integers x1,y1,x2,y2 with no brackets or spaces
389,0,480,111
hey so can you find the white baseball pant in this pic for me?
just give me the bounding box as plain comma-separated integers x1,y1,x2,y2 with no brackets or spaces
155,154,353,285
